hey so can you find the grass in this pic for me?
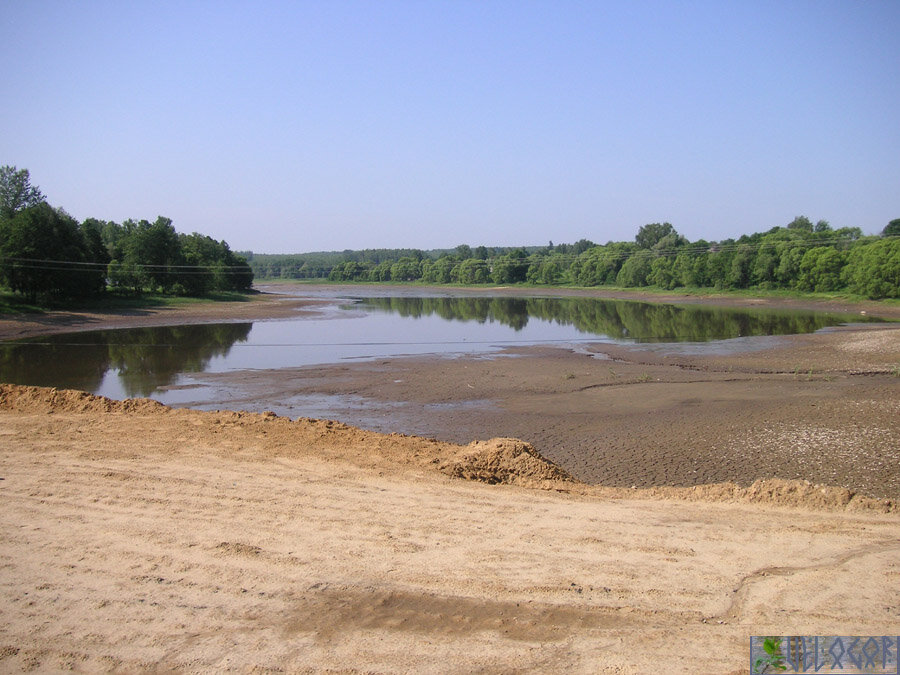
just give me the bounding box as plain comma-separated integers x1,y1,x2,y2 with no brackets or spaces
0,289,255,316
255,277,900,308
0,291,45,315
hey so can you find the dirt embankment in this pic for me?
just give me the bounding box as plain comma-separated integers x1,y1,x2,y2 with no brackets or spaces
1,383,899,673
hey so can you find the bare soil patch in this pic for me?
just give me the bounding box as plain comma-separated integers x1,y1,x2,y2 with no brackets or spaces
197,320,900,498
1,384,899,673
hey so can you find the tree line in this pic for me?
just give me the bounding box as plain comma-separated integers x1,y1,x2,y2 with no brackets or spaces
247,218,900,299
0,166,253,303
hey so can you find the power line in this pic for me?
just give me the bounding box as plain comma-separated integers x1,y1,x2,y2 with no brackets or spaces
1,234,895,278
0,255,251,271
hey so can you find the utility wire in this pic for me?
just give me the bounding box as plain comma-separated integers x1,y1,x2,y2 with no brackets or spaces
1,235,896,277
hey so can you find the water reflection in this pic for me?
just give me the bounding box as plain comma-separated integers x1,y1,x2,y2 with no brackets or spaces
0,295,882,403
356,296,875,342
0,323,252,397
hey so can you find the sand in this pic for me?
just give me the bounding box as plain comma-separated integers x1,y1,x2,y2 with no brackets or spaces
1,285,899,672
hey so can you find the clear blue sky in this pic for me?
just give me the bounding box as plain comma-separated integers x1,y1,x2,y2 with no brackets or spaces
2,1,898,253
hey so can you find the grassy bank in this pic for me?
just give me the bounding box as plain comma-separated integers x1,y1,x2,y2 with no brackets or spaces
0,289,256,316
253,278,900,308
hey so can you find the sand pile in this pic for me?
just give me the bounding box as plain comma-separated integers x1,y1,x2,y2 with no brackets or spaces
0,384,168,415
439,437,576,488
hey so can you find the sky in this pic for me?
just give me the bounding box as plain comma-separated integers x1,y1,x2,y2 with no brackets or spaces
2,1,899,254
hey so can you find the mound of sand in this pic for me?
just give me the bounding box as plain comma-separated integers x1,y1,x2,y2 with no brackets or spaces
439,437,576,488
0,384,168,415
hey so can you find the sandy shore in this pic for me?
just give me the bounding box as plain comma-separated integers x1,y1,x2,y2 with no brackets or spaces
1,285,899,672
1,384,898,673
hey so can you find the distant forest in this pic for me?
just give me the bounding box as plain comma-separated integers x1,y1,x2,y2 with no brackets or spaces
247,217,900,299
3,166,898,303
0,166,253,303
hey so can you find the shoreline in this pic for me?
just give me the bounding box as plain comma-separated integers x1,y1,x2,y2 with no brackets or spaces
1,281,898,342
2,282,898,498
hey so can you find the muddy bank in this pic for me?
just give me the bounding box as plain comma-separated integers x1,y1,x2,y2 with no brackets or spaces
189,322,900,498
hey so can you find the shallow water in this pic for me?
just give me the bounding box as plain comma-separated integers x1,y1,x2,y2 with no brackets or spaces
1,291,883,406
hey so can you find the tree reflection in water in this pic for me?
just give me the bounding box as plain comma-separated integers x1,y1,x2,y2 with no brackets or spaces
356,296,876,342
0,323,252,397
0,297,882,401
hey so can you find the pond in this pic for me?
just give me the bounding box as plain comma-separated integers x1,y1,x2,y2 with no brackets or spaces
0,292,883,407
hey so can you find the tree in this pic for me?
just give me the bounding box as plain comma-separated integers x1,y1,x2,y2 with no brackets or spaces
491,249,529,284
786,215,813,232
390,257,421,282
726,245,755,288
635,222,676,249
649,256,677,289
882,219,900,237
454,244,472,259
843,239,900,299
456,258,489,284
80,218,112,295
572,238,596,254
573,244,631,286
615,254,652,287
0,203,102,301
797,247,845,292
0,166,45,219
673,249,709,287
119,217,181,292
422,256,454,284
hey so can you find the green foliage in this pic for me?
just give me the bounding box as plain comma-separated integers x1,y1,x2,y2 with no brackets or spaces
456,258,490,284
649,256,677,289
797,246,845,292
491,249,529,284
571,243,633,286
753,636,787,673
787,215,813,232
635,222,676,249
101,219,253,295
0,203,106,302
615,254,652,287
257,215,899,299
0,167,252,304
391,257,422,282
221,211,900,300
883,219,900,237
0,166,44,219
843,238,900,299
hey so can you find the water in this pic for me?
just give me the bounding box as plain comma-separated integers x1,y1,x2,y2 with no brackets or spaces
1,292,883,405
